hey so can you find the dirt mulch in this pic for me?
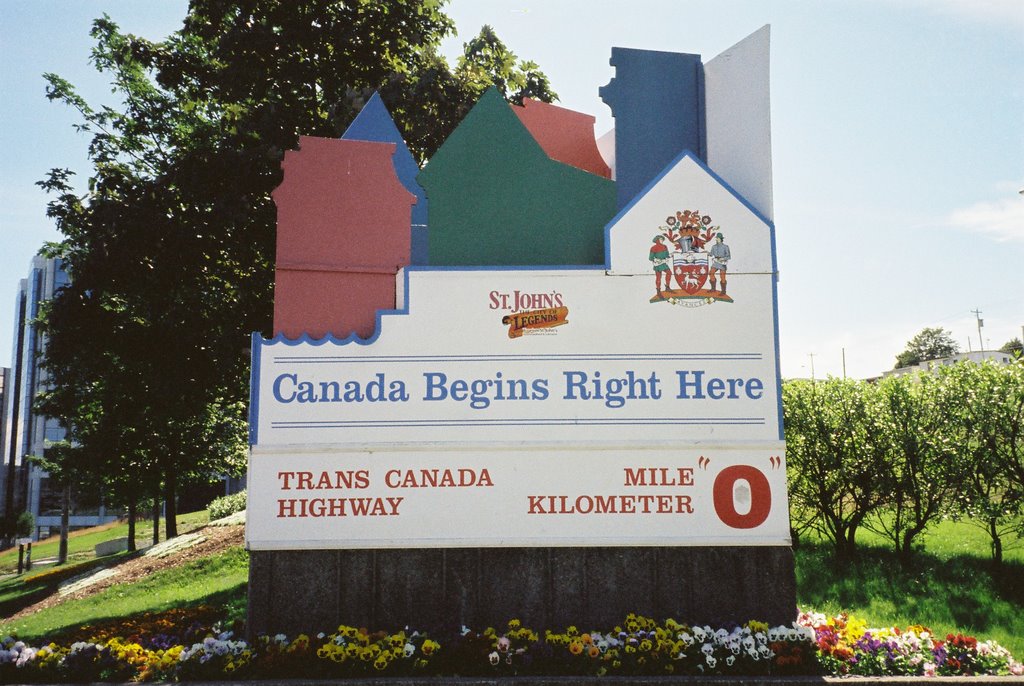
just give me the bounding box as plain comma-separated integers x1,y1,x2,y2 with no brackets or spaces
8,524,244,620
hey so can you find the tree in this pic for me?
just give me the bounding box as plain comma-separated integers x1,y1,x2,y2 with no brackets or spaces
783,378,887,559
894,327,960,369
38,2,557,540
946,361,1024,564
866,371,960,560
999,338,1023,357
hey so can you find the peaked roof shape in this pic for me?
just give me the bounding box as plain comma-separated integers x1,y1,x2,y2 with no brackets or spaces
418,87,616,267
512,97,611,178
342,92,429,265
605,149,774,276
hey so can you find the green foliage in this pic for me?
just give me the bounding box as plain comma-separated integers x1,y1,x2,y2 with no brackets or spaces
784,361,1024,564
865,372,961,557
208,491,246,520
943,360,1024,563
15,512,35,539
783,378,886,558
893,326,959,369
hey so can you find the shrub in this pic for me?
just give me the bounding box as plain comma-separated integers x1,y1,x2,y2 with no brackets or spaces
207,492,246,521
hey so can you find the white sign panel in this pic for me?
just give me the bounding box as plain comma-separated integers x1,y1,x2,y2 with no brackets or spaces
251,270,781,447
247,444,789,549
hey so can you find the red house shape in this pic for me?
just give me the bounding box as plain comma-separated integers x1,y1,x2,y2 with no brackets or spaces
272,136,415,340
512,97,611,179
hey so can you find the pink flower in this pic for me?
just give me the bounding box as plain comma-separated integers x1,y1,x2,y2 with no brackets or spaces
923,662,937,677
497,637,511,652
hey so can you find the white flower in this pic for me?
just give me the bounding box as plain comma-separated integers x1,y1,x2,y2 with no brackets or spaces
701,643,714,656
15,648,36,667
726,655,736,666
679,632,694,647
488,651,500,666
404,643,416,658
706,655,717,668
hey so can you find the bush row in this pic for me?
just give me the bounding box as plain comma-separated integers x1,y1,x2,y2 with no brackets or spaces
784,361,1023,560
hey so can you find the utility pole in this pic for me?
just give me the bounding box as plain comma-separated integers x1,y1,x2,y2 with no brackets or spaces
841,347,847,379
972,308,984,352
808,352,816,381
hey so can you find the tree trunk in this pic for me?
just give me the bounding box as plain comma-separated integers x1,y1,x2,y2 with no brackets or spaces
152,494,160,546
164,465,178,539
57,486,70,563
58,483,71,564
127,492,137,552
989,517,1003,566
835,526,858,561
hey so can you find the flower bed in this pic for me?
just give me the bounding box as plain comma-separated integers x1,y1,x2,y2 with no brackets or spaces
0,609,1020,682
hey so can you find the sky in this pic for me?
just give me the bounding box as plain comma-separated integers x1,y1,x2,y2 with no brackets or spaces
1,0,1022,379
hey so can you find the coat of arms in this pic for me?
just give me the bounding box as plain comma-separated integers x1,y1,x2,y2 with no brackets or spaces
648,210,733,306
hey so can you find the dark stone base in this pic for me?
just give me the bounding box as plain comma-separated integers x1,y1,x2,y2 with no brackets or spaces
247,546,796,637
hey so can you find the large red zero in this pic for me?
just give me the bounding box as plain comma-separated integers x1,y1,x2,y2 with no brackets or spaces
713,465,772,529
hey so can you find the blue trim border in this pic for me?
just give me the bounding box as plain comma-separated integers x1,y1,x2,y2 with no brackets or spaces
248,331,263,445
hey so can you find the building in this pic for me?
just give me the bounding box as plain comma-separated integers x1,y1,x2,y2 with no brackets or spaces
1,255,117,541
883,349,1019,378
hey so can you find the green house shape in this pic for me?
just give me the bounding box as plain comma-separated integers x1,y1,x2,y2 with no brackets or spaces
418,88,616,266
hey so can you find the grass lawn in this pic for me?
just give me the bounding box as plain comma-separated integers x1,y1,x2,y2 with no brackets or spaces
795,517,1024,658
0,547,248,642
0,510,209,575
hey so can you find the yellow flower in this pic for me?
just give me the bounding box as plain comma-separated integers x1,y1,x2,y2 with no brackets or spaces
587,645,601,658
508,618,522,630
374,655,388,671
568,640,584,655
421,639,440,656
